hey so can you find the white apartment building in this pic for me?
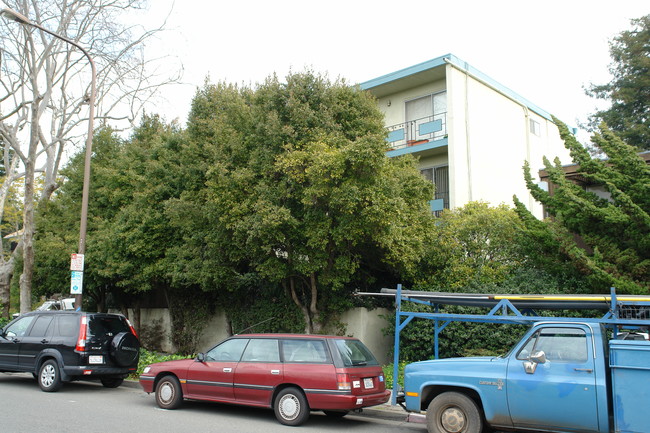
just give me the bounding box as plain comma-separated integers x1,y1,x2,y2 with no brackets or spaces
360,53,572,218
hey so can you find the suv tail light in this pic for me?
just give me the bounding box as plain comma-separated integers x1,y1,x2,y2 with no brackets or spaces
126,318,138,338
337,373,351,391
75,314,88,352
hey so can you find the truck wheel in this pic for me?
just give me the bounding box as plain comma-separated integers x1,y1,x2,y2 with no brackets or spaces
38,359,63,392
427,392,483,433
274,387,310,426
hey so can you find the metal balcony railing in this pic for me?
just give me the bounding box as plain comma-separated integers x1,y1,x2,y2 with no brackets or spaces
386,113,447,150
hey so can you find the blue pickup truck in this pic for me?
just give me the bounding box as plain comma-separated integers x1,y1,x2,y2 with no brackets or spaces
402,321,649,433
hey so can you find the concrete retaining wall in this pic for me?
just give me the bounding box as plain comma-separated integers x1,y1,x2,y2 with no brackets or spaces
132,307,393,364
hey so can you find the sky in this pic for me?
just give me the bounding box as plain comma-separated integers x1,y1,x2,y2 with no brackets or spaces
135,0,648,140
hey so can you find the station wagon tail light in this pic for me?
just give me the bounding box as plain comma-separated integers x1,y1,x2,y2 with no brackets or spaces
76,315,88,352
337,373,351,390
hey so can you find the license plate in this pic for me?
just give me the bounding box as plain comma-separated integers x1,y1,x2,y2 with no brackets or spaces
89,355,104,364
363,378,374,389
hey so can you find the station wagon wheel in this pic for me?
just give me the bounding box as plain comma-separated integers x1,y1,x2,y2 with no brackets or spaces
427,392,483,433
38,359,62,392
155,375,183,410
274,387,310,426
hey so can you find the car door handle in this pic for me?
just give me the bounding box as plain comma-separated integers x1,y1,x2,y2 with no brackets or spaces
40,339,49,343
270,370,280,375
223,368,232,373
574,368,593,373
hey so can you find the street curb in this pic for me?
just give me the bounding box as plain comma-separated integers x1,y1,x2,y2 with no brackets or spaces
356,405,409,422
123,379,141,389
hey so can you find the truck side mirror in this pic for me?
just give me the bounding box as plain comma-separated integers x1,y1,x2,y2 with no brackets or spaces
195,352,206,362
523,350,547,374
530,351,547,364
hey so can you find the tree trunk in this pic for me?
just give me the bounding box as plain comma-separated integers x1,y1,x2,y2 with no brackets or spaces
287,275,321,334
0,259,14,319
19,101,40,314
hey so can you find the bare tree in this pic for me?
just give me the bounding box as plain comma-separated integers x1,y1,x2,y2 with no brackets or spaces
0,0,181,316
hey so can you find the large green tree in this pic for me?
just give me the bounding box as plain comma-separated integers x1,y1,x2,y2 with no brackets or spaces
586,14,650,150
168,72,434,333
516,118,649,294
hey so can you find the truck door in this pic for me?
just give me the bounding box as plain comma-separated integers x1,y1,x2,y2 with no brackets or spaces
506,325,600,432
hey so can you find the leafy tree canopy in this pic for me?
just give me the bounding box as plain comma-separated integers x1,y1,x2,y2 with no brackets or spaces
168,71,434,333
517,118,649,294
586,15,650,150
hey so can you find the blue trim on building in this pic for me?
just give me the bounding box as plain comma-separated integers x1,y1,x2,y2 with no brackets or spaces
429,199,445,212
386,137,448,157
360,53,553,122
419,119,442,135
360,54,451,90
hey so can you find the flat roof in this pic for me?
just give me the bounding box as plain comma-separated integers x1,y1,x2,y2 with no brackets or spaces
359,53,553,122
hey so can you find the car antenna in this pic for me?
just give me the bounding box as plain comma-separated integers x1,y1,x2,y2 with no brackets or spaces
236,317,274,335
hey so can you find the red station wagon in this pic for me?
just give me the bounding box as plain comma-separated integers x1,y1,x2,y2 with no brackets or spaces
139,334,390,425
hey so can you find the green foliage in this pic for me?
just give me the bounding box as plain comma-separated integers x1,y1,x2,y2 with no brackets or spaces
586,15,650,150
169,71,433,332
382,361,408,390
415,202,526,289
389,201,593,360
518,119,649,294
0,316,9,328
130,348,191,379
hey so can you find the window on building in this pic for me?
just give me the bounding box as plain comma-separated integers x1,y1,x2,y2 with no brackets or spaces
529,118,541,136
421,165,449,215
405,92,447,143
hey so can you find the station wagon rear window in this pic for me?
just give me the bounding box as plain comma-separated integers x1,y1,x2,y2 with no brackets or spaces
334,339,379,366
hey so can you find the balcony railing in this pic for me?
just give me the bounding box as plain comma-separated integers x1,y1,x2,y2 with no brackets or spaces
386,113,447,150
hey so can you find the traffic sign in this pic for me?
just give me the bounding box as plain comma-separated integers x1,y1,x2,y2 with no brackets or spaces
70,253,85,271
70,271,83,294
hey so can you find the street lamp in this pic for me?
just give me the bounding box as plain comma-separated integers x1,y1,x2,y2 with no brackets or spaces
1,8,96,311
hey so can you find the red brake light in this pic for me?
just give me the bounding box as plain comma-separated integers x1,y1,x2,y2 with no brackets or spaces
76,315,88,352
126,318,138,338
337,373,351,391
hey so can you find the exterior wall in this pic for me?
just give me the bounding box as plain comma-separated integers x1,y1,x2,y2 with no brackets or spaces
340,307,393,365
135,308,175,353
195,309,230,351
448,65,537,212
135,307,393,364
364,55,573,219
376,80,446,128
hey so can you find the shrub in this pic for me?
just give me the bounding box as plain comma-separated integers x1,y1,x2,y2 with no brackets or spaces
130,349,191,379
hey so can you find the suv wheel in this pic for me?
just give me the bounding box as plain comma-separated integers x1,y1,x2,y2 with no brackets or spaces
110,331,140,367
38,360,62,392
274,387,310,426
101,378,124,388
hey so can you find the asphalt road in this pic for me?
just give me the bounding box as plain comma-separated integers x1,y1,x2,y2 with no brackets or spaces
0,373,426,433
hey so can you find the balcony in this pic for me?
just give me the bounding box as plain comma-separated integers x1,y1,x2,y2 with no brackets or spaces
386,113,447,150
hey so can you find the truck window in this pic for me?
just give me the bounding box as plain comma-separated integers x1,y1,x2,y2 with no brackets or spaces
517,327,588,362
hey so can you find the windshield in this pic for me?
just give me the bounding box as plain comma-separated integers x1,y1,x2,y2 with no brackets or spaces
334,339,379,367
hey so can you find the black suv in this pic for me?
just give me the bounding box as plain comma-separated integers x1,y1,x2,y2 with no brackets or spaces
0,311,139,392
